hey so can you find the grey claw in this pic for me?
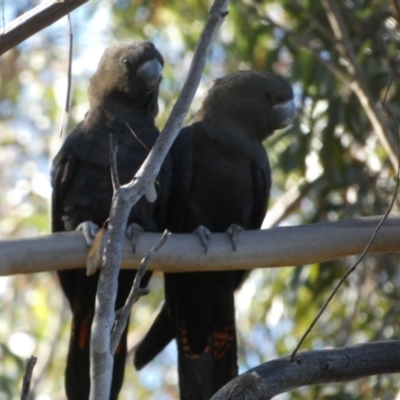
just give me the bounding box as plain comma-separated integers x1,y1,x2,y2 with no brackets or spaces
126,223,144,253
76,221,100,246
226,224,244,251
193,225,211,254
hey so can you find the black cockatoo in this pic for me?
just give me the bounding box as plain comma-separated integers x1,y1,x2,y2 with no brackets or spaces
134,70,295,399
51,41,169,400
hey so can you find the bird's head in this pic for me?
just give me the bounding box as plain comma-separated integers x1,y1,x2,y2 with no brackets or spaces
199,70,295,141
88,41,164,116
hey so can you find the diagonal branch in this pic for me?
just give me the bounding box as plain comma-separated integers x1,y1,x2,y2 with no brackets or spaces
0,0,88,56
89,1,230,399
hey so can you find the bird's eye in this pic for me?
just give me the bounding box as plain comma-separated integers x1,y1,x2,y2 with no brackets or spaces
264,90,272,99
123,59,130,66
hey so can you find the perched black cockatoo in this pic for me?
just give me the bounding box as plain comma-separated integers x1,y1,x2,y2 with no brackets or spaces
51,41,169,400
134,70,295,399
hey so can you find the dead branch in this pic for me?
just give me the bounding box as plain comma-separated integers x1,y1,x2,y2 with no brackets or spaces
0,0,88,56
211,341,400,400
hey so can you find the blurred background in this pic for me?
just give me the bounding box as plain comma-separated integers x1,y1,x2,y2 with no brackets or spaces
1,0,400,398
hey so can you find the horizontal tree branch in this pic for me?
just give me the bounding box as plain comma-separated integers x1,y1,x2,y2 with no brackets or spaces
0,216,399,276
0,0,88,56
211,340,400,399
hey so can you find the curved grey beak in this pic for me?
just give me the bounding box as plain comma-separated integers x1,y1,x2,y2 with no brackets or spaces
272,99,296,128
137,59,163,91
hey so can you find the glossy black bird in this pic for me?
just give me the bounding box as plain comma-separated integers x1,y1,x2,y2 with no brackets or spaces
51,41,168,400
134,70,295,399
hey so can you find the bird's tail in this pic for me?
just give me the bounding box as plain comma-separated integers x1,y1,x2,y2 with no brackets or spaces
135,271,239,400
176,319,238,400
134,303,175,370
59,269,140,400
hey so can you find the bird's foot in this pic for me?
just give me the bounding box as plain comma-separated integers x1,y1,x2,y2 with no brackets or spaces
126,223,144,253
193,225,211,254
226,224,244,251
76,220,100,247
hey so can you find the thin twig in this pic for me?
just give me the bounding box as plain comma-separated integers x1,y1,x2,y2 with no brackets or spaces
110,230,170,354
20,356,37,400
290,63,400,361
126,122,150,151
109,134,120,191
290,193,398,359
59,14,74,137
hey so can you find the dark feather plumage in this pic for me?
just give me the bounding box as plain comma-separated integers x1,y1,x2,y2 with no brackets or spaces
135,70,295,399
51,41,170,400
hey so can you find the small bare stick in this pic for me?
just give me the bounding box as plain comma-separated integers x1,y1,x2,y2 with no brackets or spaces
126,122,150,151
110,230,170,354
20,355,37,400
58,14,74,137
90,2,230,397
109,134,120,191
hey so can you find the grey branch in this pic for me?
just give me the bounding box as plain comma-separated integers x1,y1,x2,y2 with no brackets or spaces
123,0,230,204
0,216,400,276
211,341,400,399
20,356,37,400
0,0,88,56
110,230,170,354
89,1,230,399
